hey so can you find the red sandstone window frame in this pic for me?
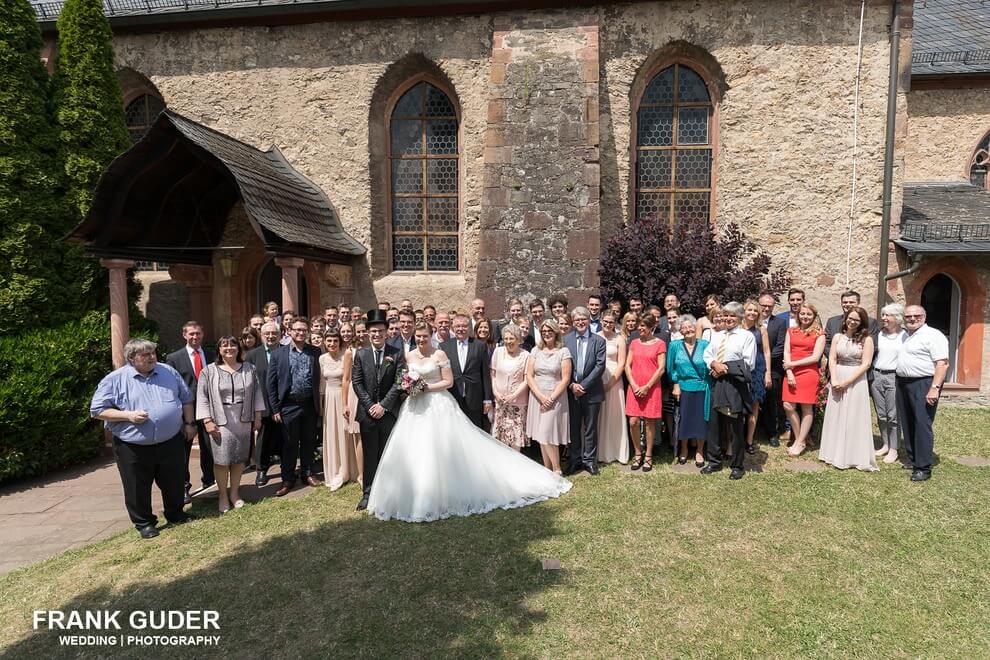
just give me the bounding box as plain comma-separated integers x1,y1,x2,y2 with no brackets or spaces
630,57,720,229
384,74,463,273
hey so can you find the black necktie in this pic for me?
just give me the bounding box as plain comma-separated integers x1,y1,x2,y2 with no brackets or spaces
375,349,382,369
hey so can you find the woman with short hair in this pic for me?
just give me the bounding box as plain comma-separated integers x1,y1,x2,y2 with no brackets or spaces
491,324,531,450
666,314,709,467
872,303,907,464
196,336,265,513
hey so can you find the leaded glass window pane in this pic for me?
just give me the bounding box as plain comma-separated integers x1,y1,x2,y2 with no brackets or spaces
634,64,713,227
389,82,459,272
124,94,166,143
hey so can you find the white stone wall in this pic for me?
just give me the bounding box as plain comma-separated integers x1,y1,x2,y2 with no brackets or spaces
905,87,990,182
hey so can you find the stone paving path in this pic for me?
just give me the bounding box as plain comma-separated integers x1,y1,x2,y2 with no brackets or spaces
0,447,318,576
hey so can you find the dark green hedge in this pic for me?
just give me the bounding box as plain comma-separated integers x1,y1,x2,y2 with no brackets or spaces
0,312,116,484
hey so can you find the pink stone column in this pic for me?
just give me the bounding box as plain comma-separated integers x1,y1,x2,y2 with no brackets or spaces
100,259,135,368
275,257,304,313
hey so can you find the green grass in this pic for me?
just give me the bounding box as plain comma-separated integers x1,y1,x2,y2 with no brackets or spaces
1,407,989,658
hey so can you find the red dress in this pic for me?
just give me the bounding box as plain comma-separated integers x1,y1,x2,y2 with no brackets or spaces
625,338,666,419
782,328,822,404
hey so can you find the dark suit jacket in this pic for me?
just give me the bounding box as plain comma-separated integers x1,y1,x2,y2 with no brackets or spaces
711,359,754,416
351,343,405,423
440,337,493,411
766,314,788,360
245,345,276,415
265,343,322,416
562,331,607,403
165,346,216,390
387,334,416,354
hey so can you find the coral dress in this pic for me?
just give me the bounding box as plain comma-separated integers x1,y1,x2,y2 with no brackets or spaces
782,328,822,404
625,338,666,419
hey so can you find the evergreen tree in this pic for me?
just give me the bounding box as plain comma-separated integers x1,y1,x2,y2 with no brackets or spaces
0,0,77,330
52,0,130,220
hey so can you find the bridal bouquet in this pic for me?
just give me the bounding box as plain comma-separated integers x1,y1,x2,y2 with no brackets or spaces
397,366,429,397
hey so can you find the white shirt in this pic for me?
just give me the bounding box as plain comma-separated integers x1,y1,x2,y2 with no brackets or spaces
703,327,756,370
185,345,207,372
874,330,907,371
457,339,469,371
896,324,949,377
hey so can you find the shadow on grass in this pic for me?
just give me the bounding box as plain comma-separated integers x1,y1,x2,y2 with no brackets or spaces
5,497,562,657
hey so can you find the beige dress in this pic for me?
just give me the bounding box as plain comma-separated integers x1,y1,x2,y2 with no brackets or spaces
321,352,362,489
819,335,877,472
491,346,530,448
598,333,629,464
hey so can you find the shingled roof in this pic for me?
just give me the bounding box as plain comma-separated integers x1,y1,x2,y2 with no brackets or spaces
912,0,990,77
69,110,365,264
895,182,990,254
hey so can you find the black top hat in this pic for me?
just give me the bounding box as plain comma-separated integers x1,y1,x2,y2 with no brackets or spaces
365,309,389,328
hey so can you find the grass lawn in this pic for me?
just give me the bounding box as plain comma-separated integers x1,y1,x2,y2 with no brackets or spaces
1,407,988,658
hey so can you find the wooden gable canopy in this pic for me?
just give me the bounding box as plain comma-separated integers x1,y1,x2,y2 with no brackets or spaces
68,110,365,265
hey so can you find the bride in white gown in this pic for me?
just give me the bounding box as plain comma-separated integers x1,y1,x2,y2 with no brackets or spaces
367,323,572,522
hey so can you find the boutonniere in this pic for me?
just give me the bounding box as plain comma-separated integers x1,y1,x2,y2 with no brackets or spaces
383,356,395,365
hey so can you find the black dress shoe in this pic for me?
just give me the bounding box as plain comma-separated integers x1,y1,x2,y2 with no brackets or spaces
768,437,780,448
138,524,159,539
183,487,192,505
562,465,578,477
910,470,931,482
678,457,687,465
585,464,599,476
356,497,369,511
729,468,745,480
701,464,723,475
168,513,198,525
255,468,270,487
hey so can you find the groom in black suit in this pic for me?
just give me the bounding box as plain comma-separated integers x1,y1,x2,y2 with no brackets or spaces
440,314,493,429
351,310,406,511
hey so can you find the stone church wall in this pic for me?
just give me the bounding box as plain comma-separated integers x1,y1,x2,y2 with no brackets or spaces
112,0,908,320
904,86,990,182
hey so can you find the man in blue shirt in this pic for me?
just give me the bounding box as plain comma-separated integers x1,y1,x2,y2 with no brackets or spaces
90,339,198,538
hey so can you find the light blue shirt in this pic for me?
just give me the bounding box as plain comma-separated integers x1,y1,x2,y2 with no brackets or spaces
89,363,194,445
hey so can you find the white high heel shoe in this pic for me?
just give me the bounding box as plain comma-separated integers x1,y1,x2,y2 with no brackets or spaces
883,449,899,464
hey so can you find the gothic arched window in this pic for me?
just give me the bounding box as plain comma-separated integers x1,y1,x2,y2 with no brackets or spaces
634,63,714,229
970,131,989,190
124,93,166,143
388,81,459,271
